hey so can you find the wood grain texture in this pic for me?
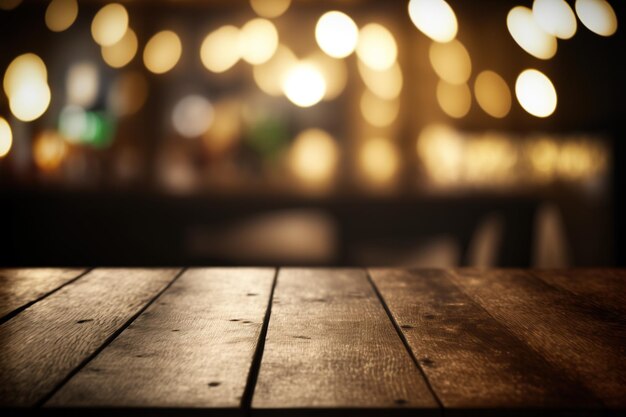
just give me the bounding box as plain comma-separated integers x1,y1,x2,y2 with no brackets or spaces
449,269,626,409
47,268,275,413
532,269,626,316
370,268,600,414
0,268,180,407
252,268,439,415
0,268,86,320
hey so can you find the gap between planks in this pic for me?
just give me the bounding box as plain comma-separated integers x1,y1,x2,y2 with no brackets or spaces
34,268,188,408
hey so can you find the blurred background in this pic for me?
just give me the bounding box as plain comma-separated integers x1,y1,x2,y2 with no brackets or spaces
0,0,623,267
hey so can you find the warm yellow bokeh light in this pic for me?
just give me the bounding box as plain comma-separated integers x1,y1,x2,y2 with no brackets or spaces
416,124,464,185
9,81,51,122
107,71,149,117
428,39,471,85
532,0,577,39
306,52,348,101
3,53,47,98
360,90,399,127
91,3,129,46
250,0,291,18
0,0,21,10
437,81,471,119
515,69,557,118
203,98,241,155
253,45,297,96
45,0,78,32
239,18,279,65
143,30,182,74
101,28,138,68
66,61,99,108
507,6,557,59
33,131,67,171
474,70,512,118
357,60,403,100
315,11,359,59
0,117,12,158
283,63,326,108
289,129,339,186
359,138,399,185
172,95,214,139
200,26,241,73
408,0,458,43
356,23,397,71
575,0,618,37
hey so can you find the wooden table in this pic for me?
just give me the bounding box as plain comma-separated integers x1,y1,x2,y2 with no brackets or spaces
0,268,624,416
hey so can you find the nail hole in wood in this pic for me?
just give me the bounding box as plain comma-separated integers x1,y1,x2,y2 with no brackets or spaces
208,381,221,387
76,319,93,324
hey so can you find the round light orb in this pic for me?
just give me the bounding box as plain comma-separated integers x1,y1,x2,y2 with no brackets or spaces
102,28,138,68
282,63,326,108
360,90,400,127
532,0,577,39
0,117,12,158
575,0,617,37
289,129,339,186
143,30,182,74
474,70,511,118
359,137,399,185
315,11,359,58
428,39,471,84
515,69,557,118
45,0,78,32
201,26,241,73
253,45,297,96
249,0,291,18
91,3,129,46
9,81,51,122
3,53,47,98
408,0,458,43
239,18,279,65
356,23,397,71
357,60,403,100
172,95,215,139
507,6,557,59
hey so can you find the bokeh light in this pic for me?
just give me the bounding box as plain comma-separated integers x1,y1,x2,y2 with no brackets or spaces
9,81,51,122
172,95,214,139
474,70,512,118
253,45,297,96
408,0,458,43
101,28,138,68
91,3,129,46
59,105,89,143
306,51,348,101
143,30,182,74
437,81,471,118
33,130,67,171
532,0,577,39
289,129,339,187
357,59,403,100
428,39,471,85
315,11,359,59
239,18,279,65
203,98,242,156
45,0,78,32
356,23,397,71
416,124,464,185
0,117,12,158
359,138,399,185
0,0,21,11
507,6,557,59
250,0,291,18
515,69,557,118
575,0,618,37
200,26,241,73
283,63,326,108
3,53,47,98
107,71,149,117
360,90,399,127
66,61,99,108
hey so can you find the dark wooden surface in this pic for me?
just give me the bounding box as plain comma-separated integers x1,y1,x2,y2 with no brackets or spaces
0,268,624,416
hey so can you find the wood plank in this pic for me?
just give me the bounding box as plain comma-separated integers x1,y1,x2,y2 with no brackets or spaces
0,268,180,407
252,268,439,416
532,269,626,316
0,268,87,321
370,268,601,414
449,269,626,409
47,268,276,414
